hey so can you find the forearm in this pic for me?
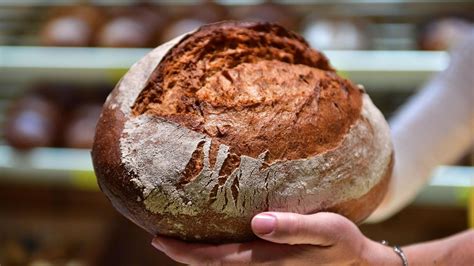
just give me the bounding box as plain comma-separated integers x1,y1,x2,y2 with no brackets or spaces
403,229,474,265
364,230,474,265
368,32,474,222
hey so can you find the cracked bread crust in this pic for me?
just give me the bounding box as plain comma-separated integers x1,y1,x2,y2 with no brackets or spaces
92,21,393,243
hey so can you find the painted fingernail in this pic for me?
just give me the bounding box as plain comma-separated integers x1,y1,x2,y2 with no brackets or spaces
151,238,164,251
252,214,276,235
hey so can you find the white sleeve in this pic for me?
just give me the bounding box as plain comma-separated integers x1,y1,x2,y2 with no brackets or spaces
367,31,474,222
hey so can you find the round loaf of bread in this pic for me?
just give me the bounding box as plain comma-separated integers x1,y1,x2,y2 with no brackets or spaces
92,21,393,243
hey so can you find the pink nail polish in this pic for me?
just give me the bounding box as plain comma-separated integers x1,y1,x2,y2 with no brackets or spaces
252,214,276,235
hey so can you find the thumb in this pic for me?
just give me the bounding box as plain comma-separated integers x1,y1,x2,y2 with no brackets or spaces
251,212,357,246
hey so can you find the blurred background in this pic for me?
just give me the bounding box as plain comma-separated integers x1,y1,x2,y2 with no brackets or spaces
0,0,473,265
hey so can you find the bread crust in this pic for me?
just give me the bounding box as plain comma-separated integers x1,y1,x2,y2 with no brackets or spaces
92,21,393,243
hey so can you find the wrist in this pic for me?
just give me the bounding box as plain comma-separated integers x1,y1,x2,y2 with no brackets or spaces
361,239,404,266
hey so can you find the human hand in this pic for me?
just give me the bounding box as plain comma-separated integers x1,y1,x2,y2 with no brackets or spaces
151,212,399,265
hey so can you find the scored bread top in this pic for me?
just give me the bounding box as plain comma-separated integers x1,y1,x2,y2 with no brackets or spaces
131,21,362,170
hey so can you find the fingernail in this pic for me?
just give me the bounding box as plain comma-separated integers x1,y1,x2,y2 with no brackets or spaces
252,214,276,235
151,238,164,251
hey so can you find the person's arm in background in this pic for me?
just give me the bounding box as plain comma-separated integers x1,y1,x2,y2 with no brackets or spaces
404,229,474,265
368,31,474,222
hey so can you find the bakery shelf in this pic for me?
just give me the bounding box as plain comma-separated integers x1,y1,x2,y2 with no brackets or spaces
0,145,96,190
415,166,474,207
0,46,449,89
0,46,147,84
0,145,472,207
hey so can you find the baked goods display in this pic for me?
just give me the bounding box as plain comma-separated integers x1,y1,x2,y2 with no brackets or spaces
158,2,227,43
4,84,110,149
160,19,207,44
418,17,473,50
1,1,473,265
40,6,104,47
40,3,229,48
36,3,473,50
97,5,167,48
4,95,60,149
63,104,103,149
234,3,297,30
92,21,394,243
301,18,370,50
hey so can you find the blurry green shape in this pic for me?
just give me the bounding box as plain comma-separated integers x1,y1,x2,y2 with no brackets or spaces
71,170,98,191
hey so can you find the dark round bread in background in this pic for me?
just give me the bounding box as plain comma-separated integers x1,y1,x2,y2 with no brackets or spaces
97,5,166,48
160,19,206,43
97,17,153,48
64,104,103,149
234,3,297,30
5,96,60,149
301,18,370,50
419,17,473,50
4,83,112,150
40,6,104,47
92,21,393,243
159,2,227,43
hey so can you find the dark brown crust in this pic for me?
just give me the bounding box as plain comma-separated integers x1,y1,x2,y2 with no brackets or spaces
92,21,391,243
92,87,149,232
